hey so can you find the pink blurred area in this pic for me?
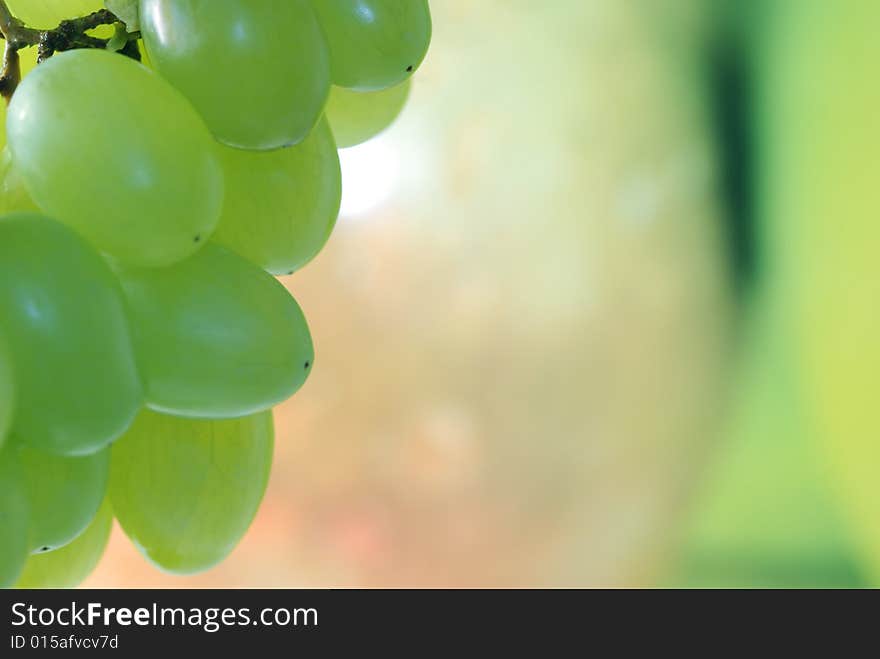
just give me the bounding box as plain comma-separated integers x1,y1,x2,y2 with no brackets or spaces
85,0,734,587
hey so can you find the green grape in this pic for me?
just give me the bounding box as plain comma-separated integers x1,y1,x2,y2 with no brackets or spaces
116,244,314,418
0,213,142,456
0,446,29,588
310,0,432,91
16,499,113,588
0,336,13,448
6,0,103,27
140,0,330,150
18,444,109,553
326,80,411,148
213,116,341,275
6,49,223,267
110,409,274,574
0,149,39,215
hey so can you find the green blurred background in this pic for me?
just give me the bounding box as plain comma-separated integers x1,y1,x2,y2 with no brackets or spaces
83,0,878,588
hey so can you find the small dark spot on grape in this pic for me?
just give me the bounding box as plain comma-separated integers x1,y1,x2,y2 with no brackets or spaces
406,65,414,72
194,234,201,243
287,270,294,276
40,546,50,553
304,361,310,369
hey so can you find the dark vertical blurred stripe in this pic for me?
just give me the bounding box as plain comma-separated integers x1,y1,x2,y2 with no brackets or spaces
707,18,756,296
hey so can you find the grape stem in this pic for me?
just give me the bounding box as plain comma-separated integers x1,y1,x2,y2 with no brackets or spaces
0,0,139,104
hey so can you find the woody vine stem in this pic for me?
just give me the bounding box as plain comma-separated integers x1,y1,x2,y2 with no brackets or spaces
0,0,139,103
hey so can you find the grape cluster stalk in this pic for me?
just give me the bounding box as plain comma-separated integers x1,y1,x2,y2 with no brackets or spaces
0,0,431,588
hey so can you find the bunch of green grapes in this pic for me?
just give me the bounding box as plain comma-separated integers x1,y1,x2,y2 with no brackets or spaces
0,0,431,587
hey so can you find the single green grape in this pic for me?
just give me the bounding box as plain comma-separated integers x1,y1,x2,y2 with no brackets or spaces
15,499,113,588
5,0,102,27
115,244,314,419
110,409,274,574
326,80,411,148
0,213,142,456
0,336,13,449
310,0,432,91
0,149,39,215
6,49,223,267
213,116,341,275
140,0,330,150
18,444,110,553
0,446,29,588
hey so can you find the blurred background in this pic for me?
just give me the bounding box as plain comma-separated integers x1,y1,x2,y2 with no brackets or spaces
85,0,878,587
